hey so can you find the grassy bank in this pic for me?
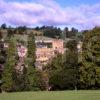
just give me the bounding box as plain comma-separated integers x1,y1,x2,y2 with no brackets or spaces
0,90,100,100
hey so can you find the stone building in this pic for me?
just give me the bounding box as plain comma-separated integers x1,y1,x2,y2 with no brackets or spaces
35,36,64,70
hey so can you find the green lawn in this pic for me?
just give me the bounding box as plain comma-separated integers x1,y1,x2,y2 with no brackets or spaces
0,91,100,100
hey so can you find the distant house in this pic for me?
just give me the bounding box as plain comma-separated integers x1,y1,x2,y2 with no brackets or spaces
35,36,64,70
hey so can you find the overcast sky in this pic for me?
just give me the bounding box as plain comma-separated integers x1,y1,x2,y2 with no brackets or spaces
0,0,100,30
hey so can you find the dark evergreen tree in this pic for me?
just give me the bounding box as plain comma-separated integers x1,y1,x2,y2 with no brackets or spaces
79,27,100,89
27,32,36,65
1,38,16,92
1,23,7,29
27,33,41,90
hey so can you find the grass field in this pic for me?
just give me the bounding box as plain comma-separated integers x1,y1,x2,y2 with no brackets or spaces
0,90,100,100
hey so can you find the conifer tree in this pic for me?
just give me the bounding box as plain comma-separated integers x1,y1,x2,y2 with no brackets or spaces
27,33,41,90
27,32,36,65
2,38,16,92
79,27,100,89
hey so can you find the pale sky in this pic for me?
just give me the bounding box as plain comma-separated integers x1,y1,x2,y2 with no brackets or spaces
0,0,100,30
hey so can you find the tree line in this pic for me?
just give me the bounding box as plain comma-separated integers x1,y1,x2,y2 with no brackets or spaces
0,23,82,40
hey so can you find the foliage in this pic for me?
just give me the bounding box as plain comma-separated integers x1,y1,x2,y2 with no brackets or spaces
7,29,14,38
79,27,100,89
43,26,62,38
50,69,77,90
0,56,6,64
27,32,36,65
63,27,78,38
1,23,7,29
27,68,42,91
1,38,16,92
44,54,63,71
12,66,30,92
0,31,3,39
14,26,27,34
48,40,78,90
27,32,41,91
